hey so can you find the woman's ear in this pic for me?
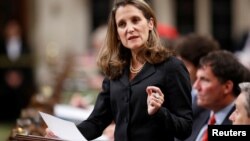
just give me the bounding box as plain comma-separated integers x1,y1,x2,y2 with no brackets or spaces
148,18,154,31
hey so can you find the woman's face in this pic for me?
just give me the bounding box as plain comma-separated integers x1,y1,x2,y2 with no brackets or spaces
115,4,153,52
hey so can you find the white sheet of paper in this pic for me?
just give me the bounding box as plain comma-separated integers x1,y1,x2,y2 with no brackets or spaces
54,104,94,123
39,111,87,141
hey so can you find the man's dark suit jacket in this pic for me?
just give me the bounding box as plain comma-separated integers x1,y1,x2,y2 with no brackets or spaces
183,106,235,141
77,57,193,141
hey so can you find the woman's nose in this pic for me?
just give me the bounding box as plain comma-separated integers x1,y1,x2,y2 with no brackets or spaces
127,24,134,33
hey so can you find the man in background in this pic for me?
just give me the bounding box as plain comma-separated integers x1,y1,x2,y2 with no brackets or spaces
186,50,249,141
0,19,36,121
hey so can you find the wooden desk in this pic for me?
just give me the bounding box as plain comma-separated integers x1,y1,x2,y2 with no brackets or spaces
11,134,63,141
7,99,54,141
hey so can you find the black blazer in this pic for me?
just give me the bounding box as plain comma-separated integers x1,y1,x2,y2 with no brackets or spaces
77,57,193,141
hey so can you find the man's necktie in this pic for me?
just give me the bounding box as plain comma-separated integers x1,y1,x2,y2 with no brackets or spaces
201,114,216,141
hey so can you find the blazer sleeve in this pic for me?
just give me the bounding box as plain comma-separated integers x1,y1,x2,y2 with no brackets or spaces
156,57,193,140
77,78,113,140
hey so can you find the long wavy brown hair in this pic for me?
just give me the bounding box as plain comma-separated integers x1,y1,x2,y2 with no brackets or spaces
97,0,174,79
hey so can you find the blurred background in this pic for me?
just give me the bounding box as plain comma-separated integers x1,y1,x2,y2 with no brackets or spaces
0,0,250,140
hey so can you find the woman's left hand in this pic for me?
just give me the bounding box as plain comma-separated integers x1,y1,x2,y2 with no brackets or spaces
146,86,164,115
